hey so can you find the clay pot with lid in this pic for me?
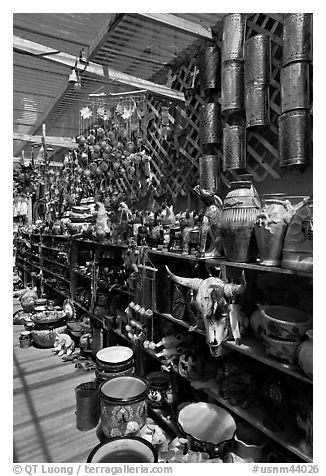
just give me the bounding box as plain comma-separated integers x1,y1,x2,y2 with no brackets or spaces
220,179,261,262
254,194,294,266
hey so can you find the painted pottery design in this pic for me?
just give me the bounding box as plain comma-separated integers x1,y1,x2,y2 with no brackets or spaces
260,306,312,341
254,194,294,266
262,333,299,364
220,180,260,262
31,325,67,348
283,14,312,66
296,330,313,379
99,376,148,438
146,371,170,409
19,331,32,348
282,198,313,272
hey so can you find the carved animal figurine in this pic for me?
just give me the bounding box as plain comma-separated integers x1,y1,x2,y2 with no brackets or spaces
53,332,75,356
151,428,169,453
166,266,246,356
193,186,223,258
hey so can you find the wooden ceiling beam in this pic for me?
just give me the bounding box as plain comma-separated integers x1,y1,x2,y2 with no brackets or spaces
135,13,213,40
13,35,185,102
13,132,78,149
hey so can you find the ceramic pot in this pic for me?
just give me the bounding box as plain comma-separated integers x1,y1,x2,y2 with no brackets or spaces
99,375,148,438
220,180,260,262
262,333,299,364
146,371,170,409
254,194,294,266
75,382,99,431
96,346,134,374
296,330,313,379
95,366,135,388
282,198,313,272
232,421,268,462
19,331,33,348
178,402,236,458
260,305,312,341
87,436,157,463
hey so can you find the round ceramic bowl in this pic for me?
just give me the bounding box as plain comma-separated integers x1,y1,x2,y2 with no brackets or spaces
87,436,157,463
262,332,300,364
178,402,236,457
260,306,312,341
96,346,134,373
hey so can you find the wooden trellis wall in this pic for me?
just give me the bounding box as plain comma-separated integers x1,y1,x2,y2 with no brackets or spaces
142,13,287,200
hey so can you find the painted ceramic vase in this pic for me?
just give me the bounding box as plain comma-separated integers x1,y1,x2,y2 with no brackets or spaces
254,194,294,266
260,306,312,341
220,180,260,262
99,375,148,438
296,330,313,379
282,198,313,272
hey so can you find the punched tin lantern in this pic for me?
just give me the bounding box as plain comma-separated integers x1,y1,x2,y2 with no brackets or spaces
199,155,219,191
222,14,246,62
244,34,271,85
245,84,270,127
283,13,313,66
279,110,311,167
281,62,310,113
221,62,244,113
200,102,222,145
223,126,246,170
199,45,221,93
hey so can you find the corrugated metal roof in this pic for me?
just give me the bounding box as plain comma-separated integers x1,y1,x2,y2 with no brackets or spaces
13,13,226,158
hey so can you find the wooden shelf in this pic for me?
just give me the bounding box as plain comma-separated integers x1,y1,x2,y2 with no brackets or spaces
223,335,312,385
42,268,70,284
43,256,69,269
155,311,206,337
148,407,178,439
40,245,63,252
43,280,69,298
148,249,313,278
73,238,127,249
72,269,92,279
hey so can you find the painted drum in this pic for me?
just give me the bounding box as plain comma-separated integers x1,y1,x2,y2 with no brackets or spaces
281,62,310,113
222,13,246,62
99,375,149,438
283,13,312,66
87,436,157,463
96,345,134,373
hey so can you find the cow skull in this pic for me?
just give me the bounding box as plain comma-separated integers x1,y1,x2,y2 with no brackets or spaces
165,266,246,355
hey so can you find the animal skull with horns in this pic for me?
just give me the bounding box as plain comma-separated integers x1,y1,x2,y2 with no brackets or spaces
165,266,247,356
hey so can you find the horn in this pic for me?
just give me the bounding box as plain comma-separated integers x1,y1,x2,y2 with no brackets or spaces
165,265,202,291
224,272,247,297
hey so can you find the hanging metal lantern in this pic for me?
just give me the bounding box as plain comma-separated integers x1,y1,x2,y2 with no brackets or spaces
199,155,219,191
222,13,246,62
245,84,270,127
281,62,310,113
200,102,222,145
221,62,244,113
199,45,221,93
244,34,271,85
283,13,312,66
279,110,311,167
223,126,246,170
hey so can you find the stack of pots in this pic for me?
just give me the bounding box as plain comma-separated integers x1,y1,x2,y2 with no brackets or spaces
95,345,135,387
279,14,312,168
221,14,246,171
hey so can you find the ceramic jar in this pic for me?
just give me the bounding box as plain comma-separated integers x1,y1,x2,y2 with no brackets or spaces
99,375,148,438
232,421,268,462
19,331,33,348
220,180,260,262
254,194,294,266
87,436,157,463
296,330,313,379
146,371,170,409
